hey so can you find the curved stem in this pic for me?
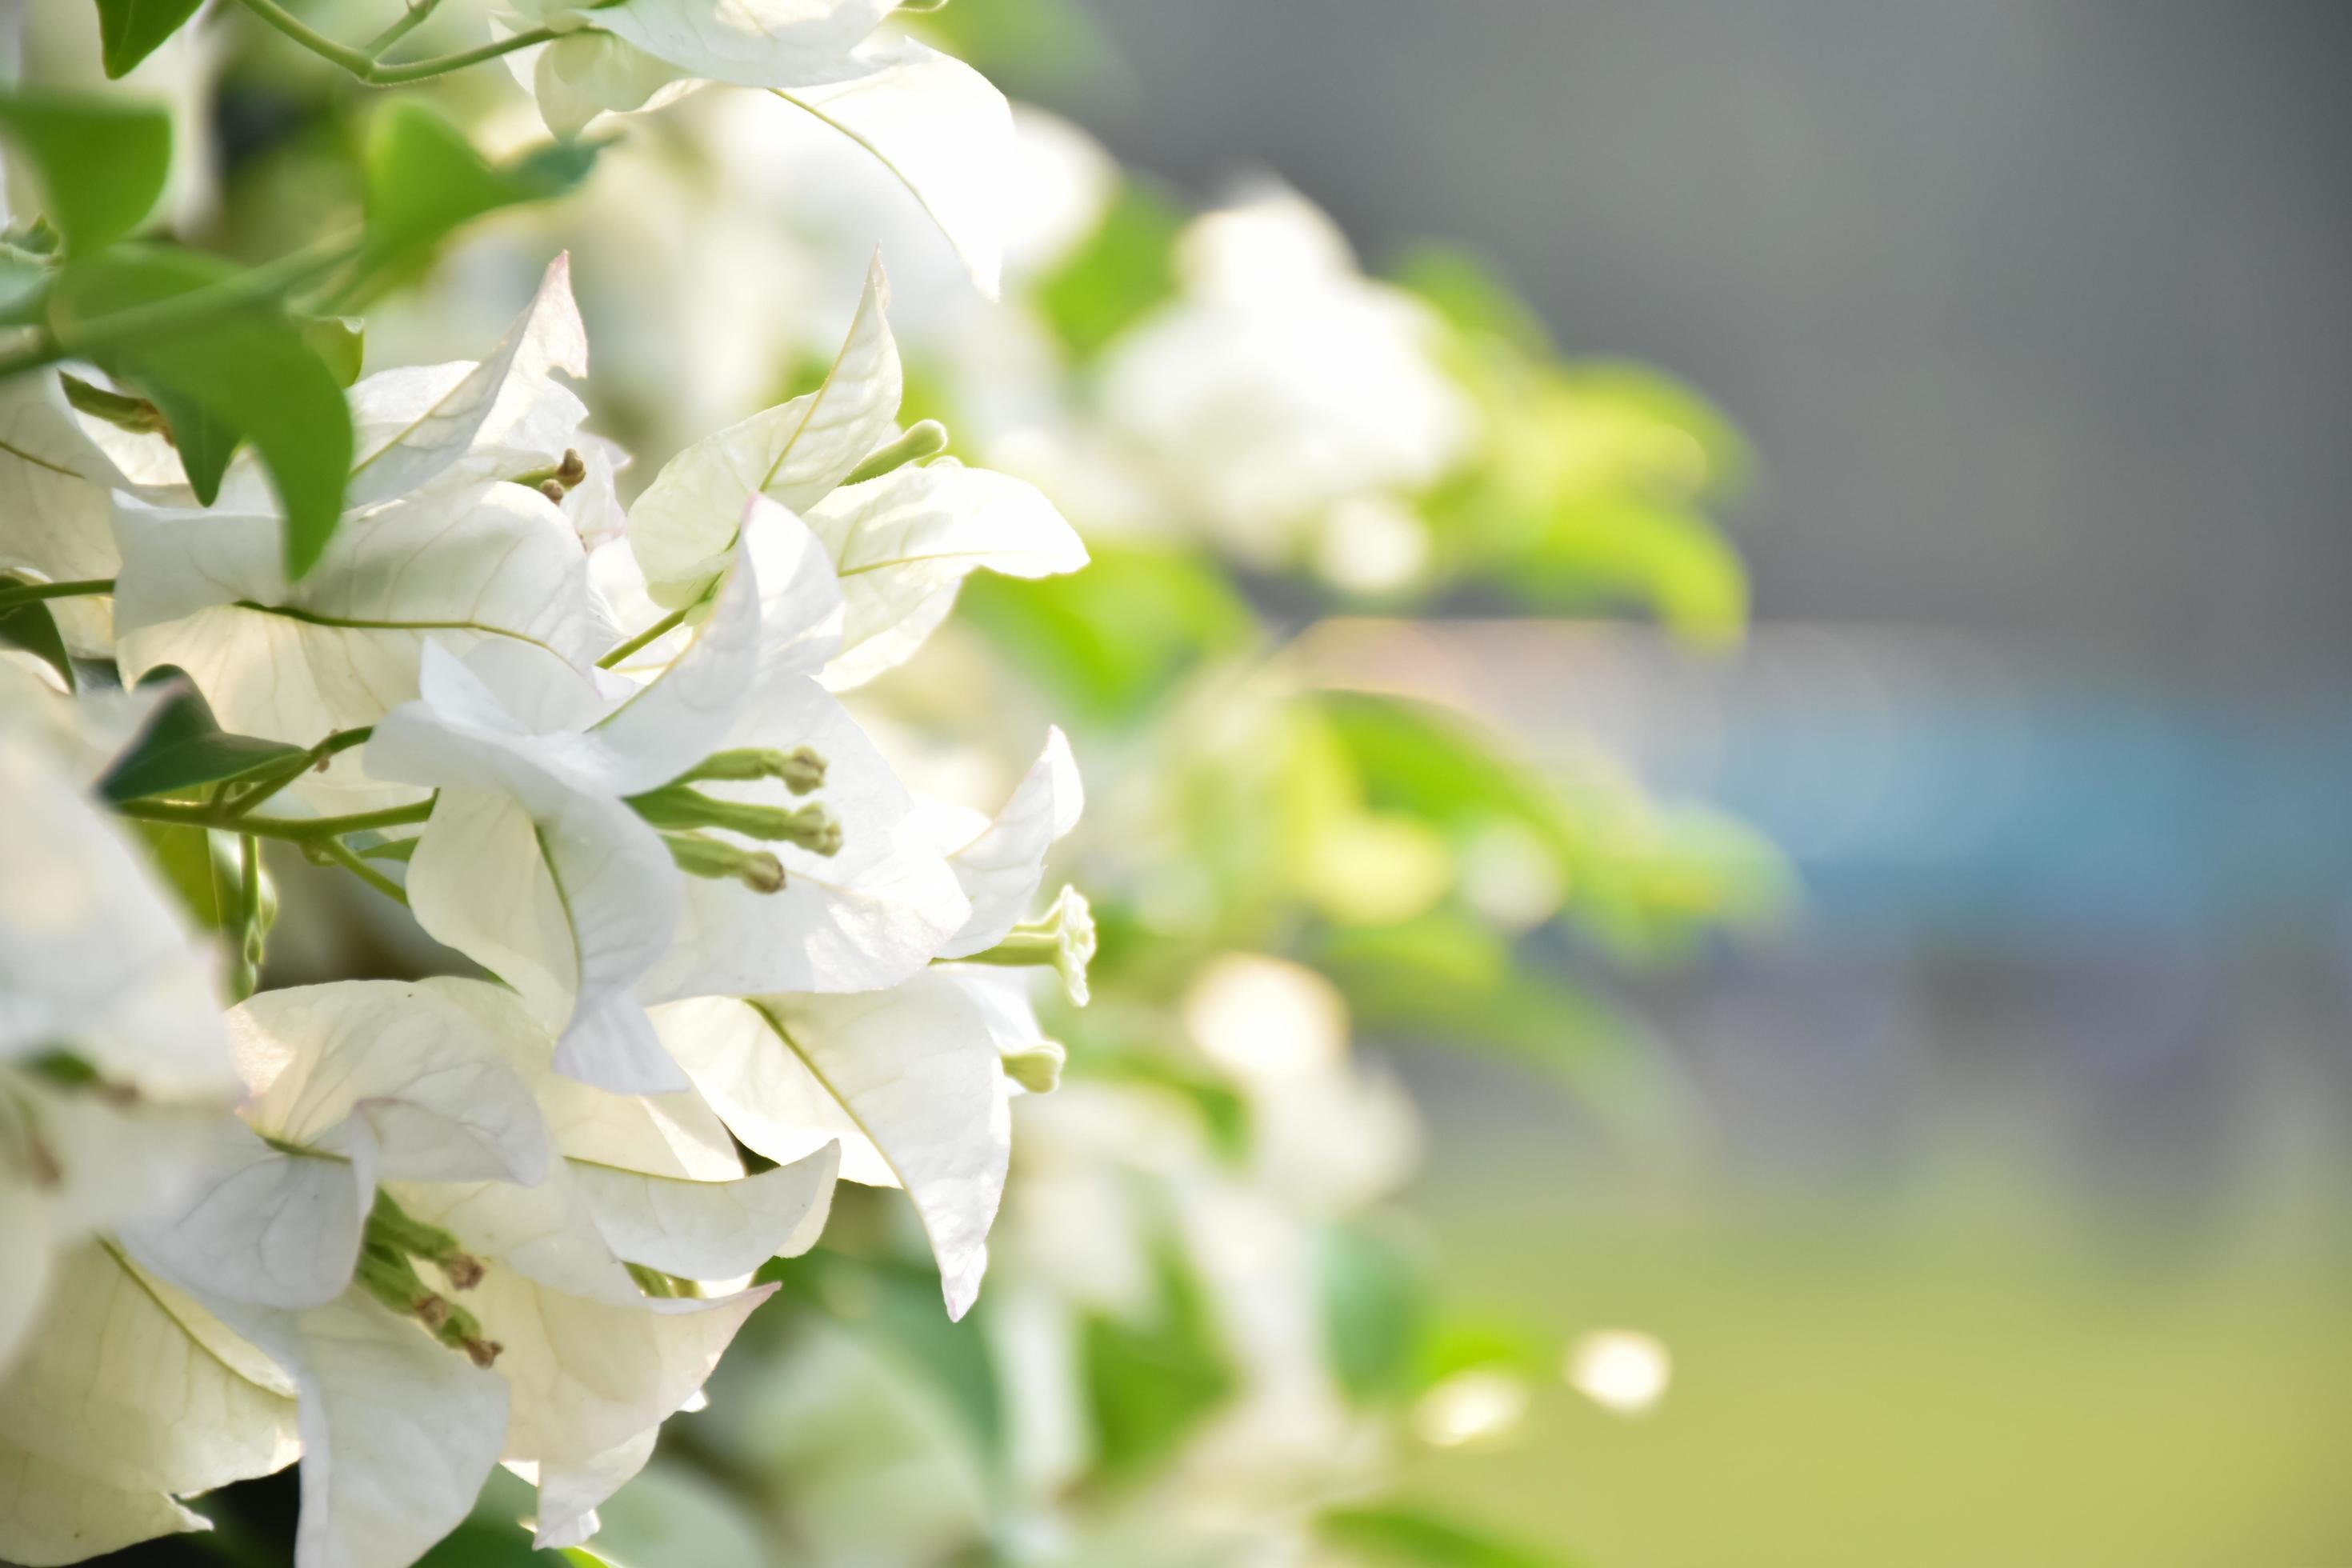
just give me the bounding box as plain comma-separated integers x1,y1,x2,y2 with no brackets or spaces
229,0,375,75
0,578,114,611
318,835,410,905
222,726,374,818
117,797,434,842
364,0,442,59
598,606,690,669
229,0,554,84
366,28,557,83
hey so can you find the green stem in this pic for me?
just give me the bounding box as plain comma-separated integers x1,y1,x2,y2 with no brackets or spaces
366,28,558,83
363,0,442,58
0,578,113,611
598,606,690,669
232,834,263,1000
222,726,374,818
318,835,409,905
228,0,375,73
228,0,554,84
117,797,434,843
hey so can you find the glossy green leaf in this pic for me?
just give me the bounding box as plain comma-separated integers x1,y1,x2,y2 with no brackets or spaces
361,103,598,282
58,246,354,574
92,0,206,79
1320,1504,1582,1568
0,575,74,689
0,91,170,254
101,666,306,803
300,314,366,387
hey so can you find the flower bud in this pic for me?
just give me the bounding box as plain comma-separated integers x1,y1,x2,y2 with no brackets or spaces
661,831,788,893
842,419,950,486
672,746,826,795
1001,1039,1066,1094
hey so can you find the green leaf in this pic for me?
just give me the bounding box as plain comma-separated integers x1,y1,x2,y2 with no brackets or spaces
1320,1222,1430,1403
0,575,74,689
1035,178,1184,360
1082,1234,1232,1475
300,314,366,387
92,0,206,79
0,90,170,254
360,103,598,283
143,381,236,502
101,666,305,803
1319,1505,1583,1568
958,540,1256,728
57,246,354,574
133,819,230,928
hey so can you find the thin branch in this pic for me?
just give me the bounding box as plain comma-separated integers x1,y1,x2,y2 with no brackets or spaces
318,835,410,906
117,797,435,842
598,606,690,669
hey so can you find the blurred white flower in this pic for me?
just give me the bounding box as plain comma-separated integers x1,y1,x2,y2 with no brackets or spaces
1563,1328,1672,1416
1100,184,1474,570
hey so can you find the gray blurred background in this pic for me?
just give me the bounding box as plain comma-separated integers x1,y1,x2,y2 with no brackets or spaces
1014,6,2352,1562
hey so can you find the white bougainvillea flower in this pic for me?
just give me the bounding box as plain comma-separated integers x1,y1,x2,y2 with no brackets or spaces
920,726,1085,961
0,674,242,1426
498,4,1012,294
363,565,759,1091
153,979,836,1559
623,260,1086,686
1099,183,1474,571
0,1242,301,1566
0,374,138,658
0,728,234,1098
118,981,554,1313
110,258,620,809
629,508,971,1006
650,963,1062,1318
112,481,616,806
372,508,968,1089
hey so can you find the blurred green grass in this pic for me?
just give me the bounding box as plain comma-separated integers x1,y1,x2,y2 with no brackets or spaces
1400,1174,2352,1568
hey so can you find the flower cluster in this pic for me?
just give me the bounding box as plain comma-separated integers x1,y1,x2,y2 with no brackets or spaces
0,238,1090,1566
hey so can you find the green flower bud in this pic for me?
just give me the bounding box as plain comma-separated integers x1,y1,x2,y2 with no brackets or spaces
1000,1039,1066,1094
660,831,788,893
842,419,950,486
671,746,826,795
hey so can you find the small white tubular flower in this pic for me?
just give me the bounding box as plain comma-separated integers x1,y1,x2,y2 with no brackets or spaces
633,510,970,1002
366,543,773,1092
110,977,822,1568
119,982,554,1313
650,968,1018,1318
625,261,1086,684
342,254,592,510
0,374,136,658
926,726,1085,960
502,3,1012,293
1099,183,1475,565
362,980,831,1550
